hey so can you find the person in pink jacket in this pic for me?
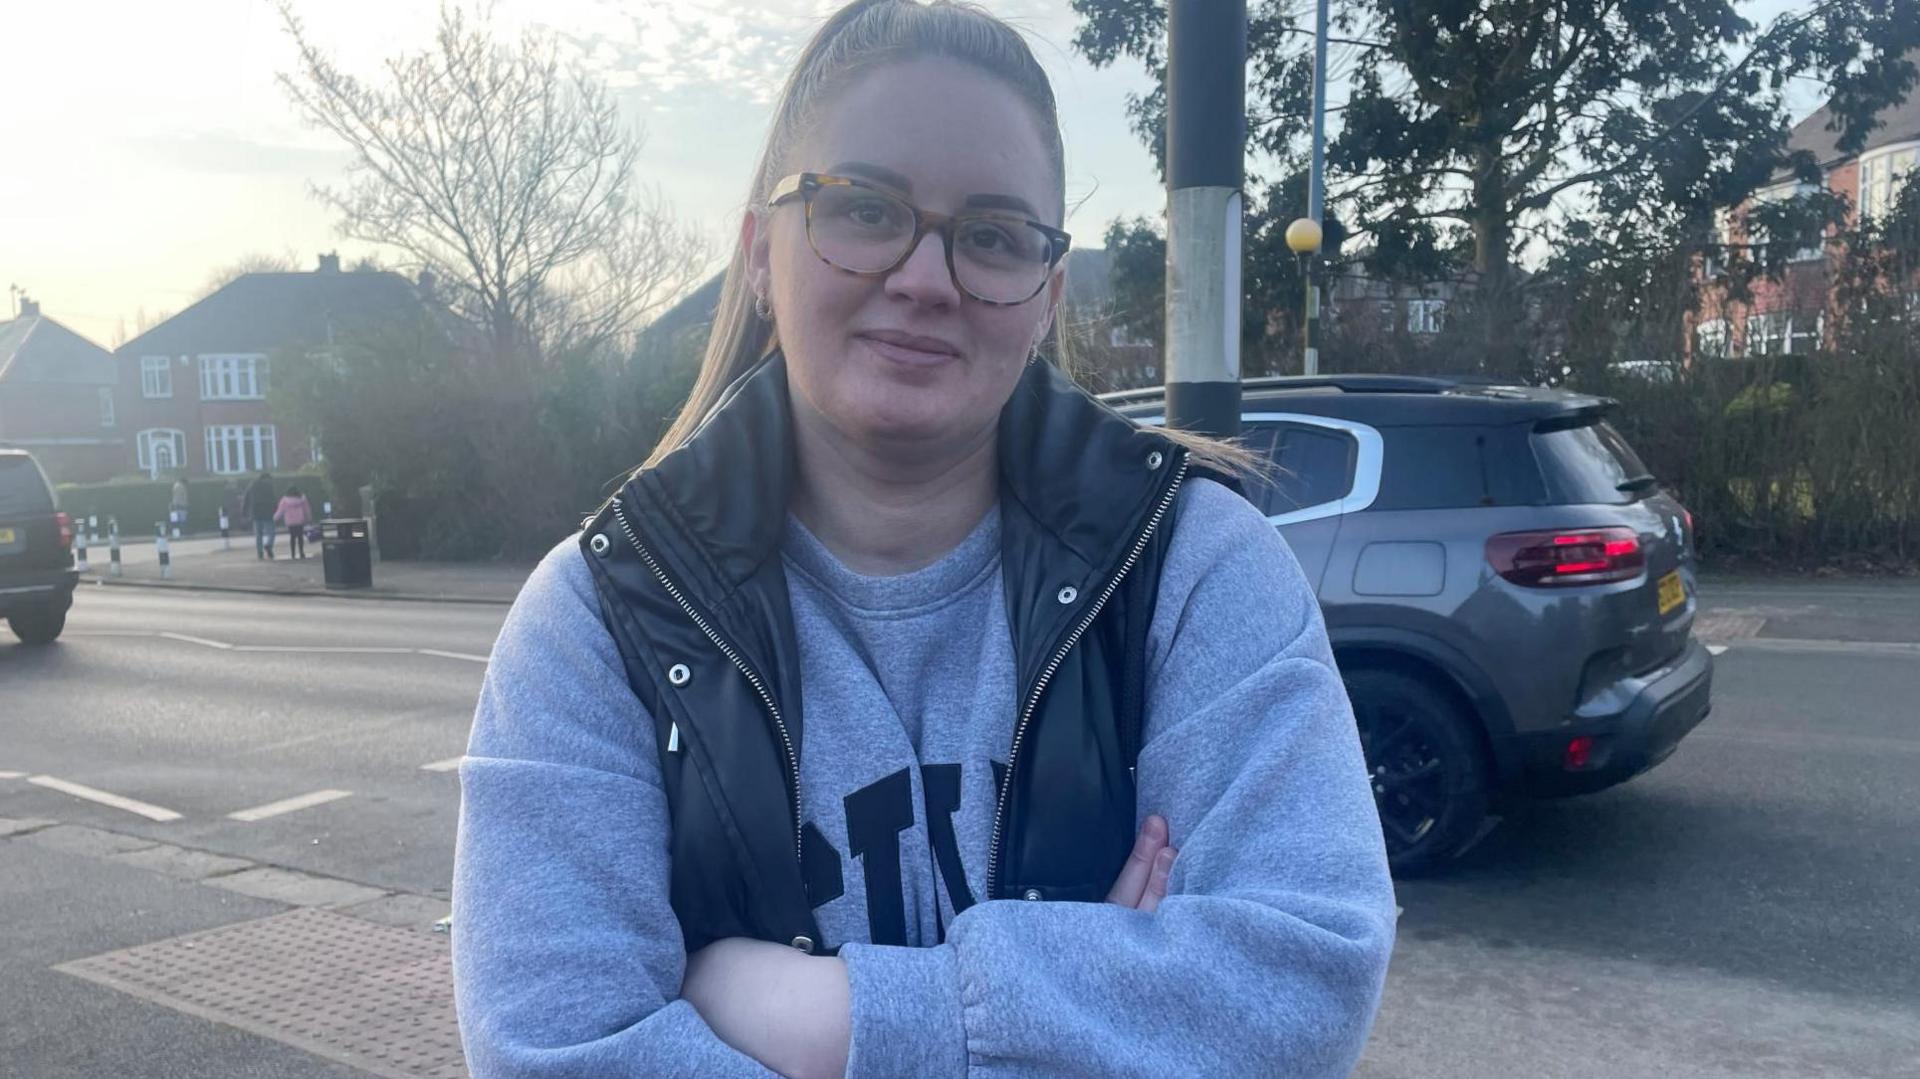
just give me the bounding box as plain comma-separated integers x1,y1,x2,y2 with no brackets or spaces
274,485,315,560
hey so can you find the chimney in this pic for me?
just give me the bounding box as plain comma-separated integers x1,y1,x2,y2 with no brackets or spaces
317,252,341,274
417,268,437,296
18,297,39,318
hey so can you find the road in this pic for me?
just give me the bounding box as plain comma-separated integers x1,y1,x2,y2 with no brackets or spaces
4,582,1918,1077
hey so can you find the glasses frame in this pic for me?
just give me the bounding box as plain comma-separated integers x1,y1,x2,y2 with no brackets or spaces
767,172,1071,306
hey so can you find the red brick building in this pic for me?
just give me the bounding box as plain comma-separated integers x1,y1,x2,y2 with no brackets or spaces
0,299,124,483
116,255,428,479
1690,74,1920,360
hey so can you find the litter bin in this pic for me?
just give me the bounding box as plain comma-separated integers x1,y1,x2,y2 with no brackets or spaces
320,519,373,590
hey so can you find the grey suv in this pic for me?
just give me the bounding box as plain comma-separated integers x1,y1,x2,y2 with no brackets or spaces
1107,375,1714,875
0,449,79,645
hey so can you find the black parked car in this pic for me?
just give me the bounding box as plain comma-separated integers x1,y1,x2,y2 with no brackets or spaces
1107,375,1714,875
0,449,79,645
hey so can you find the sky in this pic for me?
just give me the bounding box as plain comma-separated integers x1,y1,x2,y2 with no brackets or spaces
1,0,1818,348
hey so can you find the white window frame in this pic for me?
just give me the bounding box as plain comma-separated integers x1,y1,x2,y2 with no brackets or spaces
1745,312,1790,356
1407,299,1446,335
98,387,116,427
140,355,173,398
199,353,268,401
202,424,278,475
1752,180,1825,262
1703,208,1735,277
136,428,185,476
1137,411,1385,526
1859,142,1919,223
1695,319,1730,358
1744,312,1823,356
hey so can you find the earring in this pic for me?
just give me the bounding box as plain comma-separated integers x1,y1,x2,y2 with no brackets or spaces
753,291,775,322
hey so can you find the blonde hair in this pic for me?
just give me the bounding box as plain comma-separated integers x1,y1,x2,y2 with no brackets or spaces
643,0,1262,484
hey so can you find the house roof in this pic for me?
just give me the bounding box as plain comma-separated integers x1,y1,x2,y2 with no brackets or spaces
1784,50,1920,173
0,312,117,386
118,269,428,358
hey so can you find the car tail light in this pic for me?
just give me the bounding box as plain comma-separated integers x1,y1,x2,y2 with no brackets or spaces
55,511,74,550
1486,527,1644,586
1564,736,1596,770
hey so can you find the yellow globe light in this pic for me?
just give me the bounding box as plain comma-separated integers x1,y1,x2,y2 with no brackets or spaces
1285,217,1323,254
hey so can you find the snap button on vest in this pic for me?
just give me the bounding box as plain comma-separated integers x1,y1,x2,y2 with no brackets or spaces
1056,586,1078,605
1023,888,1044,901
1147,450,1164,470
667,663,691,686
790,935,815,953
589,533,611,556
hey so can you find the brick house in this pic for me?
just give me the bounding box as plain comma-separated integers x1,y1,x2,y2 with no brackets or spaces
1689,69,1920,360
116,255,428,479
0,298,124,483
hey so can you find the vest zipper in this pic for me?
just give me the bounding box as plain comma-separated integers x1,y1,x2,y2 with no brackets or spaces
610,496,804,866
986,453,1189,900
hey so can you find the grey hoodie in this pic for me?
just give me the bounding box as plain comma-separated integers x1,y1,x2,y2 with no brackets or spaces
453,478,1396,1077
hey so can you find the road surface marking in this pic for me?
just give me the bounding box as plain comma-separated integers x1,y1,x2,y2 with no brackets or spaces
1706,644,1729,656
232,645,414,655
227,789,354,822
28,775,183,822
419,756,466,772
0,770,26,779
158,631,233,650
67,629,496,663
417,649,489,664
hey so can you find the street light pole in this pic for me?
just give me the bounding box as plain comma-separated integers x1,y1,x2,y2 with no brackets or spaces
1290,0,1332,376
1164,0,1245,439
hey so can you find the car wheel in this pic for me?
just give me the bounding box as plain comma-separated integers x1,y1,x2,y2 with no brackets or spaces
1344,667,1489,877
8,605,68,646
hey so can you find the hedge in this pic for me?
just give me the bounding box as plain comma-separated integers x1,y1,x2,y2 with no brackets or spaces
55,473,335,536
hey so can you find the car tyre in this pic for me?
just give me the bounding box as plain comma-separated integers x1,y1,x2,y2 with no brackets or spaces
8,605,68,646
1344,667,1489,877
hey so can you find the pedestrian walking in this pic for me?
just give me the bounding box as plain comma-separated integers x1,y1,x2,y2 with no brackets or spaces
275,485,314,560
242,471,276,560
451,4,1394,1077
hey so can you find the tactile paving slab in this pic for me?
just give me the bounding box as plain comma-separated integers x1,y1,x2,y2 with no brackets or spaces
54,907,466,1079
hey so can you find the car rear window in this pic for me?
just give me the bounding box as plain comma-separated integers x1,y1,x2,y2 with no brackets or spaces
0,456,55,515
1532,420,1654,505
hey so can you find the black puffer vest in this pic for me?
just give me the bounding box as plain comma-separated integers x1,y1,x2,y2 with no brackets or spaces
578,353,1194,955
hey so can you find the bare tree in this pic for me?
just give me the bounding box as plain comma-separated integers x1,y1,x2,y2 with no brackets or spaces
194,250,303,302
275,2,707,366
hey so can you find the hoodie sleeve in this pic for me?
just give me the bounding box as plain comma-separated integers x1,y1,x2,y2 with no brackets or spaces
452,539,779,1079
836,478,1398,1078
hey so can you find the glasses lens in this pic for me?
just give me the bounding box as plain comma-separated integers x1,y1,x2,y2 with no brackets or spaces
808,184,916,273
952,216,1054,303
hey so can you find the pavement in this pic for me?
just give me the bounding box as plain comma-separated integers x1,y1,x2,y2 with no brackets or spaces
71,530,536,605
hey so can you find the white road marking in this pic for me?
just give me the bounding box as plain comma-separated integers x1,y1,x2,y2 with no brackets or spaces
417,649,489,664
0,770,26,779
28,775,183,822
158,631,233,650
419,756,466,772
67,629,493,663
231,645,413,655
1706,644,1729,656
227,789,354,822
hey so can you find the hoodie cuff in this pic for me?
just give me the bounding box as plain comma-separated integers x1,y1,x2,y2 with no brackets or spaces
838,941,969,1078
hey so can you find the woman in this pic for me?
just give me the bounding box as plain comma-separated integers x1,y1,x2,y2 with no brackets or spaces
274,485,313,560
452,3,1395,1077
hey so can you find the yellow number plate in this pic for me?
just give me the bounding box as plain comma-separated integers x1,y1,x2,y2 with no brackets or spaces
0,528,15,544
1657,570,1686,616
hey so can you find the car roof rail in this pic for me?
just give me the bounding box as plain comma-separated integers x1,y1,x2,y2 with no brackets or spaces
1098,372,1481,404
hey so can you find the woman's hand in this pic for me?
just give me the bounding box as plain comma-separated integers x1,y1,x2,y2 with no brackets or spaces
1105,814,1178,912
681,937,850,1079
